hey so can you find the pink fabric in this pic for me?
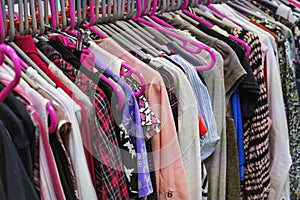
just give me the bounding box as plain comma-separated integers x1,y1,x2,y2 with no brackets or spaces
288,0,300,8
96,38,190,200
48,35,95,71
31,108,66,200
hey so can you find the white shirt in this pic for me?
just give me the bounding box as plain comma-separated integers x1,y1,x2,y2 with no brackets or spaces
26,67,98,200
89,40,123,76
48,62,94,118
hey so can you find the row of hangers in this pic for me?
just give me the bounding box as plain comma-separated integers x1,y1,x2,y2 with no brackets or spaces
0,1,58,133
1,0,271,134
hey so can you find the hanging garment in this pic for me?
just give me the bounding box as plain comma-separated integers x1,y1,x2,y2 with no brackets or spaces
148,61,179,131
0,119,39,200
279,37,300,200
232,27,271,200
97,38,190,200
0,64,66,200
36,41,98,188
212,4,291,199
151,57,202,200
124,76,160,200
167,50,220,160
88,41,161,140
0,83,36,182
39,90,79,200
49,35,154,198
45,39,130,200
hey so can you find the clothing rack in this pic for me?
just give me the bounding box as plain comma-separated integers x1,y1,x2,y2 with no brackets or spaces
0,0,300,200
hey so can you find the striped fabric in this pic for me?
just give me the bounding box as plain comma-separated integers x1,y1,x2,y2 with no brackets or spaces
168,55,219,161
232,28,271,200
202,162,208,200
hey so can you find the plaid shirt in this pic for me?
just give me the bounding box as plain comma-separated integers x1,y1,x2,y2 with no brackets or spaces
76,73,129,200
38,42,129,199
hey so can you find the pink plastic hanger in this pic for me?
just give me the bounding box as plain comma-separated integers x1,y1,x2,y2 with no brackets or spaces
182,0,251,58
288,0,300,8
82,0,95,29
49,0,58,29
0,5,21,102
66,0,75,32
87,0,146,97
85,0,108,38
0,1,5,64
181,0,212,27
82,0,108,38
69,0,124,110
21,58,57,133
120,63,146,97
62,0,85,38
133,0,216,70
148,0,175,28
205,0,251,57
46,103,57,133
0,45,21,102
205,0,228,17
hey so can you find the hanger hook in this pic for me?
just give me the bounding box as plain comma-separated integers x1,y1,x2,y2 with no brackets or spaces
0,44,22,102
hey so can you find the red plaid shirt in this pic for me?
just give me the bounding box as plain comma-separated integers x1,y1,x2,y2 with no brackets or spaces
39,42,129,199
75,73,129,200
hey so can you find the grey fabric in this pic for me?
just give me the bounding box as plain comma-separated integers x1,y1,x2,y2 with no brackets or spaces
165,14,246,106
226,104,242,200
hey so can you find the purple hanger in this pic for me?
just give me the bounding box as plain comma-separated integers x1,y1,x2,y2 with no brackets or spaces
0,45,21,102
133,0,216,71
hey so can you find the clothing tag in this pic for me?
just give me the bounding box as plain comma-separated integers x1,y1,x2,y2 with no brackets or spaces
276,4,291,19
276,4,297,23
211,25,229,37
